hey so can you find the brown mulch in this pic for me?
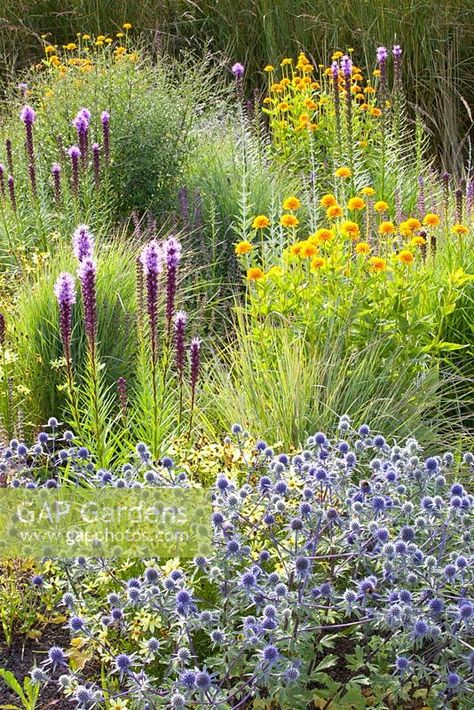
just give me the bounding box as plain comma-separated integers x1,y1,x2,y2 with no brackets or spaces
0,626,74,708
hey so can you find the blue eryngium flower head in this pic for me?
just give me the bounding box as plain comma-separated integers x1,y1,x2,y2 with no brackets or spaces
395,656,410,673
262,645,279,664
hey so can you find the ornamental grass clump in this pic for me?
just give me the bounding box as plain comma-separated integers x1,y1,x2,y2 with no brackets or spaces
4,417,472,708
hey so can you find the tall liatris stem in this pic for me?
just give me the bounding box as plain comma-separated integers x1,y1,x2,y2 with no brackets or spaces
188,337,201,440
20,105,37,198
174,310,187,425
54,272,80,430
393,45,403,92
101,111,110,166
341,55,353,175
231,63,245,104
331,61,342,154
74,225,103,461
140,239,163,457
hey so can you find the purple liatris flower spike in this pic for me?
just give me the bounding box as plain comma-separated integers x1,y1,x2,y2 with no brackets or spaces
5,139,13,175
92,143,100,186
174,311,187,380
73,224,94,262
140,240,163,363
73,109,90,166
188,336,201,436
0,313,5,347
190,337,201,390
78,258,97,356
8,175,16,211
20,105,37,196
51,163,61,203
68,145,81,196
20,105,35,127
466,179,474,219
164,236,182,333
393,45,403,88
117,377,127,419
231,62,245,79
178,186,190,232
331,60,339,80
341,55,352,79
376,46,388,93
101,111,110,164
0,164,5,199
54,272,76,366
376,46,388,65
18,82,28,97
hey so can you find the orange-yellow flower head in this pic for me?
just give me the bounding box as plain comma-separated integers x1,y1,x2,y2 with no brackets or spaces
247,267,264,281
423,213,440,227
311,228,335,243
360,186,375,197
347,196,366,211
406,217,421,231
326,205,343,219
341,220,360,240
368,256,387,272
398,249,414,265
374,200,389,213
335,166,352,178
289,241,305,256
235,240,253,255
252,214,271,230
311,256,326,270
320,193,337,208
280,214,299,228
264,64,275,72
451,223,469,235
300,241,318,258
355,241,371,255
282,196,301,211
379,221,395,235
411,236,426,247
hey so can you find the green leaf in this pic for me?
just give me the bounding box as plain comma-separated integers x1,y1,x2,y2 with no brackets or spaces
313,654,338,672
0,670,27,705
